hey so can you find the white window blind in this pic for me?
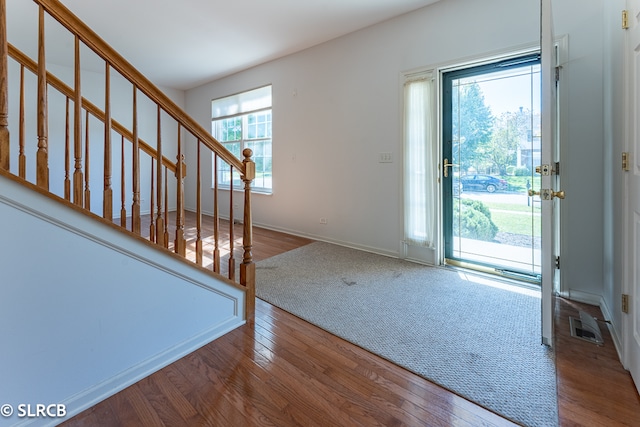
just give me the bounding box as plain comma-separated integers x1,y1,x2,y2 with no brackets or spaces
212,85,272,120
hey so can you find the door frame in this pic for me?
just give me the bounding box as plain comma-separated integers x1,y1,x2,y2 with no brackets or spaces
434,36,567,346
623,0,640,395
540,0,557,345
440,53,542,278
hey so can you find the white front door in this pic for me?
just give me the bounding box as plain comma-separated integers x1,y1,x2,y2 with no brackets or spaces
540,0,560,346
625,0,640,395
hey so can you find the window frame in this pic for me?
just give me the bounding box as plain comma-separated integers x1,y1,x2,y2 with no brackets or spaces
211,86,273,194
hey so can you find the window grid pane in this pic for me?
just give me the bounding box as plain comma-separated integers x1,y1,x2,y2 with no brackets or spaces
212,106,272,192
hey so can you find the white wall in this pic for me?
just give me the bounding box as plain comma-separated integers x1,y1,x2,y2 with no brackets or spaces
0,174,245,427
185,0,540,256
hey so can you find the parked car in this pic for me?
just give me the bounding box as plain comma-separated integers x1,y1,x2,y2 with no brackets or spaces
460,175,508,193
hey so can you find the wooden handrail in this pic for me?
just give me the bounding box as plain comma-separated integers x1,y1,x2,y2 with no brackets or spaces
33,0,245,175
8,44,177,173
2,0,256,321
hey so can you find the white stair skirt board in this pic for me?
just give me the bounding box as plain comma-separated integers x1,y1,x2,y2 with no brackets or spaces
0,174,246,427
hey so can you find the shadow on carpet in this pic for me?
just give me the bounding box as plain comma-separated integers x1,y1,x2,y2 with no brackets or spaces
255,242,558,427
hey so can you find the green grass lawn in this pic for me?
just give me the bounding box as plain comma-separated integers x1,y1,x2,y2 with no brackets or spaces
483,201,541,213
458,174,543,237
489,209,541,236
504,176,541,192
475,192,542,236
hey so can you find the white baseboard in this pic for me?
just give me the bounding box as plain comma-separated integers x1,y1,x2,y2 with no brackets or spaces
13,318,244,427
566,289,602,306
598,297,624,364
185,208,401,259
251,221,401,259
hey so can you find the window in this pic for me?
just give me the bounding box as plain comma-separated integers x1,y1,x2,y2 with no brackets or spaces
211,85,272,193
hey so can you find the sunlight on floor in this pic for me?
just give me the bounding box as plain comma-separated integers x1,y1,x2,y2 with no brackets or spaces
456,269,541,298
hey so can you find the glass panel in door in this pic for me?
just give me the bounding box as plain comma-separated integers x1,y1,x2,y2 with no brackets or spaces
443,55,542,281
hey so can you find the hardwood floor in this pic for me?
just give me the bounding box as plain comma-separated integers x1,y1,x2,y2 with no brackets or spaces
61,223,640,427
555,298,640,426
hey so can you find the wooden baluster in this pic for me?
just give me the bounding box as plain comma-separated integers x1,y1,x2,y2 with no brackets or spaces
18,65,25,178
131,87,140,234
241,149,256,321
103,63,112,221
174,124,185,256
0,0,9,171
196,140,202,265
212,154,220,273
155,106,164,247
149,159,155,242
72,35,83,203
84,109,90,210
164,166,169,248
36,6,49,189
120,135,126,228
64,98,70,200
228,167,235,281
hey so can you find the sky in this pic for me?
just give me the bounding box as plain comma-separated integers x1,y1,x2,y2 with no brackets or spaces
461,66,541,116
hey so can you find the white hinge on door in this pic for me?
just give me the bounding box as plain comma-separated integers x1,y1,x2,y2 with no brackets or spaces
555,256,560,270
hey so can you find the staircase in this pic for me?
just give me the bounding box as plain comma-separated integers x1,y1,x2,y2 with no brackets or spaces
0,0,255,424
0,0,255,304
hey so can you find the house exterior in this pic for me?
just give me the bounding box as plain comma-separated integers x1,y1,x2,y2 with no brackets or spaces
1,0,636,424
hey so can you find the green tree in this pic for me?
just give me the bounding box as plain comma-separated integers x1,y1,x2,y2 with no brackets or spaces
480,108,533,175
451,82,494,173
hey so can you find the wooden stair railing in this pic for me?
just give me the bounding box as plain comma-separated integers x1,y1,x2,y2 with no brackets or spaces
0,0,256,321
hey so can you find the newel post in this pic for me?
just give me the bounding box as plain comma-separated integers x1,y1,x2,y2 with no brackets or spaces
0,0,9,171
240,148,256,322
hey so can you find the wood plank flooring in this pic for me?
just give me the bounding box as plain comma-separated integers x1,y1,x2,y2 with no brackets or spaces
61,222,640,427
555,298,640,426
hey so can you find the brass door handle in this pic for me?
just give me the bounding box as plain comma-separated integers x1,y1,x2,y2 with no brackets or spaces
528,189,565,200
443,158,459,178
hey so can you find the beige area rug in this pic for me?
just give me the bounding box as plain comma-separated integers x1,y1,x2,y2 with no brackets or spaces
256,242,558,427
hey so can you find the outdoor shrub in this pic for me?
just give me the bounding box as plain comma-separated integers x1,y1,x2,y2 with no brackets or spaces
453,199,498,241
514,166,531,176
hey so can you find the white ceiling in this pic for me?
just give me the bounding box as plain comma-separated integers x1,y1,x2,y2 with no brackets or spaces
43,0,442,90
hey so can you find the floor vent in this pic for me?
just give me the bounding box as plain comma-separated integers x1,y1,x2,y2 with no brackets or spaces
569,311,603,345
